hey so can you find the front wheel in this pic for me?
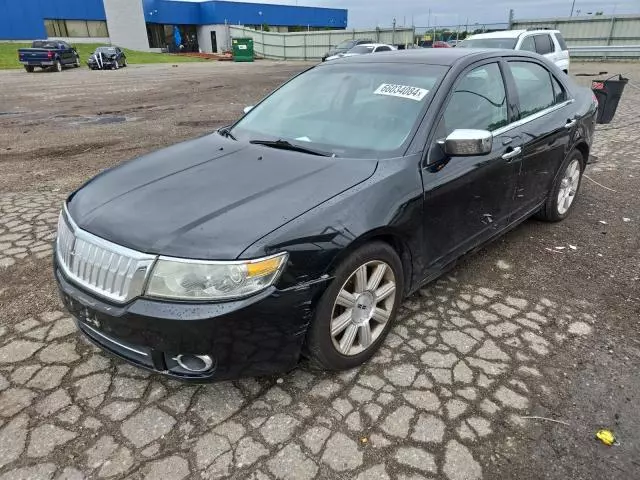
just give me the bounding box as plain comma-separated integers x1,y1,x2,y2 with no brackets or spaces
304,242,404,370
122,57,128,67
112,60,119,70
536,149,584,222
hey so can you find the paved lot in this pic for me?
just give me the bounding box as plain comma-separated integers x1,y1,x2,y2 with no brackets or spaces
0,61,639,480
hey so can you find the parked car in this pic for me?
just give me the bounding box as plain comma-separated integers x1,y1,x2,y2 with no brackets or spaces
432,41,451,48
18,40,80,72
459,29,570,72
55,48,597,381
322,38,373,62
87,46,127,70
325,43,395,61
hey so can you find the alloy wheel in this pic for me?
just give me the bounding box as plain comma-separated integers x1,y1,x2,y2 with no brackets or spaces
330,260,397,356
557,158,580,215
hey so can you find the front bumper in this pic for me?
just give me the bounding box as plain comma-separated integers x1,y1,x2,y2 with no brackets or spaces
55,263,329,382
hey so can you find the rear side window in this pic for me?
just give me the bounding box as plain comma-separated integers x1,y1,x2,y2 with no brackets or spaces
534,34,553,55
509,61,555,118
519,36,536,52
554,32,568,51
551,76,567,103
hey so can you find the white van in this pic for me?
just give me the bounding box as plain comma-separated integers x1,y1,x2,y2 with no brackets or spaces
459,30,570,73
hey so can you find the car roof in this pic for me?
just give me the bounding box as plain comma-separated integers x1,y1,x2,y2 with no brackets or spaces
468,29,559,40
357,43,392,48
323,47,536,66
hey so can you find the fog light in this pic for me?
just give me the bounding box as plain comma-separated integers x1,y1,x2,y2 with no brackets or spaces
172,354,213,372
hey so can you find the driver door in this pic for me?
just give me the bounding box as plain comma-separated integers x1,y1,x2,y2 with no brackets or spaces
420,61,521,270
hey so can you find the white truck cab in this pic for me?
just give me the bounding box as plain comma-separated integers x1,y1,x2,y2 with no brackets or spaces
460,29,570,73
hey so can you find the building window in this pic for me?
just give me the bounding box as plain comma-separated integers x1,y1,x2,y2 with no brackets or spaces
44,19,109,38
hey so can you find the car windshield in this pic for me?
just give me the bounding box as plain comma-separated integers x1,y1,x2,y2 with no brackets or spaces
96,47,117,54
348,45,375,54
231,63,446,158
458,38,517,49
335,40,357,50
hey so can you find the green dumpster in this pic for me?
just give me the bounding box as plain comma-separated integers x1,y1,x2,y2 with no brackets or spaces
232,38,254,62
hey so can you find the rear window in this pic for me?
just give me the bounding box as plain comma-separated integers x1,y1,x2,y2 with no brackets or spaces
349,45,375,54
534,34,553,55
458,38,517,49
554,32,568,51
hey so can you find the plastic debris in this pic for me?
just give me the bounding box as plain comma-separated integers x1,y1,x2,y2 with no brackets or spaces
555,246,566,250
569,245,577,250
623,217,631,222
599,220,608,225
359,436,368,444
595,429,618,446
276,378,284,384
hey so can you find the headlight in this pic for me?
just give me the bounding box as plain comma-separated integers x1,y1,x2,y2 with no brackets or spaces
145,253,288,301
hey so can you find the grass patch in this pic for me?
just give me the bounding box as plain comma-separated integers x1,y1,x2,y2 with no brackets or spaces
0,42,208,69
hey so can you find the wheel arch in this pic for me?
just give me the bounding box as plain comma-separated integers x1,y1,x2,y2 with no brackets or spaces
325,227,414,297
573,140,590,164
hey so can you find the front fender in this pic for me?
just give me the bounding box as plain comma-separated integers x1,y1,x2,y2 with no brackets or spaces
240,154,425,292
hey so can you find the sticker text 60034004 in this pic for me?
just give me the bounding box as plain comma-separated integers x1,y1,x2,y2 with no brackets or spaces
373,83,429,101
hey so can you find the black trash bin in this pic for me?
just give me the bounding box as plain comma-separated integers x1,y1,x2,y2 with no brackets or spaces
591,75,628,124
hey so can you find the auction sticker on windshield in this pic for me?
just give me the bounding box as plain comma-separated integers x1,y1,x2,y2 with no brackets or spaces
374,83,429,101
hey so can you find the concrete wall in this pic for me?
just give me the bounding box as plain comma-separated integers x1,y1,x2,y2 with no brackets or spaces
103,0,150,51
197,24,230,53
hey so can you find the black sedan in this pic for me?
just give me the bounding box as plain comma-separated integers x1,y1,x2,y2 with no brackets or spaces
55,48,597,381
87,46,127,70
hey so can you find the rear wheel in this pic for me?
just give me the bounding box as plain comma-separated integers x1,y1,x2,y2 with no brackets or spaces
536,149,584,222
24,65,34,73
74,55,80,68
54,60,62,72
304,242,404,370
123,57,128,67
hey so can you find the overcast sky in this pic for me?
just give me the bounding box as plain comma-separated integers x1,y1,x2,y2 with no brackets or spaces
197,0,640,27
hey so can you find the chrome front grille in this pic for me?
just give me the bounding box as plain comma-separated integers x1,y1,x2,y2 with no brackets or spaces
56,207,156,303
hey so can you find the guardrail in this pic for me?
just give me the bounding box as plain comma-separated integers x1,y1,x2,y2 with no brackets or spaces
569,45,640,58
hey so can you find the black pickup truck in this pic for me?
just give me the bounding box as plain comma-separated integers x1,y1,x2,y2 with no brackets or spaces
18,40,80,72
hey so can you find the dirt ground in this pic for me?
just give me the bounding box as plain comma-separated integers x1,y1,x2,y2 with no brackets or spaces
0,60,638,480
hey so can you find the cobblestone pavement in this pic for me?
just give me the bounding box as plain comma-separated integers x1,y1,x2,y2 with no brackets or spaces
0,62,639,480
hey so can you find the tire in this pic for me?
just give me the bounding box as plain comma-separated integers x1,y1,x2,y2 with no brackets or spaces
54,60,62,72
24,65,34,73
304,241,404,370
112,60,119,70
74,55,80,68
536,149,584,222
123,57,128,67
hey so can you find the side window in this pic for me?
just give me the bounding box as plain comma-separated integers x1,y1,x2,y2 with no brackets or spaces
509,62,555,118
554,32,568,51
551,76,567,103
534,34,553,55
432,62,507,149
375,46,391,52
519,36,536,52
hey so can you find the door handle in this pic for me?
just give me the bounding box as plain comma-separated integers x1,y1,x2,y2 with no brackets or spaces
502,146,522,161
565,119,577,129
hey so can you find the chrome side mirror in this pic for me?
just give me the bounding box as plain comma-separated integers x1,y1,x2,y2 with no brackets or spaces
443,129,493,156
243,105,254,114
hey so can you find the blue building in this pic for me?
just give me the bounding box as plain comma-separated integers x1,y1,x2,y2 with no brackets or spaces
0,0,348,53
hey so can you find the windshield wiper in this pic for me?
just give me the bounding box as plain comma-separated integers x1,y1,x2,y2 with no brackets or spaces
218,127,237,140
250,139,334,157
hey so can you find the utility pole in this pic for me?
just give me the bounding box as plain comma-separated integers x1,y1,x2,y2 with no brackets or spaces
508,9,514,29
570,0,576,17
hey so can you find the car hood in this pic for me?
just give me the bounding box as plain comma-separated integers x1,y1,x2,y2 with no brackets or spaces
68,133,377,260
